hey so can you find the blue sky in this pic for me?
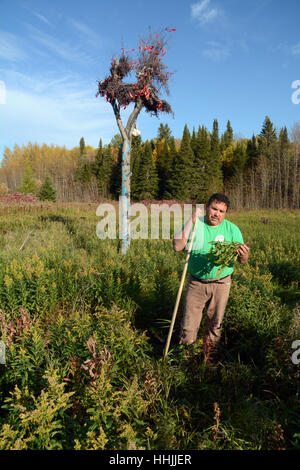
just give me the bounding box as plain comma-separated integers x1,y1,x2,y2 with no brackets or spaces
1,0,300,159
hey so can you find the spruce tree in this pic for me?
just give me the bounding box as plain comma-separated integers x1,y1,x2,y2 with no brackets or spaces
168,136,178,162
97,145,113,198
38,174,57,202
246,134,259,169
211,119,220,157
232,140,247,174
156,138,173,198
93,139,103,176
193,126,211,201
208,119,223,194
278,126,290,207
79,137,86,162
136,141,158,200
164,137,178,199
157,123,172,143
109,144,122,198
165,124,195,200
258,115,277,159
75,136,92,184
221,120,233,151
190,127,197,156
278,126,289,156
131,135,143,200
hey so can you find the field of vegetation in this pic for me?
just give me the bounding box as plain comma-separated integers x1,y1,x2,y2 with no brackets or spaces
0,202,299,450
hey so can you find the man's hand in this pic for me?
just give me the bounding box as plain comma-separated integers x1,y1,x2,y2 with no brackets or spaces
237,243,251,264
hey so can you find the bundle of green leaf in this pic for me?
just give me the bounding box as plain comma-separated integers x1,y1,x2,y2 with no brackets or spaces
207,241,242,276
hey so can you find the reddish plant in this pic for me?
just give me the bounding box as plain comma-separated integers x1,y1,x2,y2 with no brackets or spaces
0,307,33,345
0,192,38,204
81,338,114,383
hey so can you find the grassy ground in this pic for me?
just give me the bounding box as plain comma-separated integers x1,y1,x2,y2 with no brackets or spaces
0,202,299,450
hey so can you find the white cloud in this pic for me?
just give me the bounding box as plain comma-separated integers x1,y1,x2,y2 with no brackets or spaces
202,41,230,60
291,42,300,55
201,8,219,23
191,0,222,26
191,0,210,17
69,19,103,47
26,25,96,65
20,1,51,25
0,71,117,151
0,31,28,62
33,11,51,26
0,69,78,94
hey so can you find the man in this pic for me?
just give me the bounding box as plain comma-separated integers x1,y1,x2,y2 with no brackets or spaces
172,193,250,366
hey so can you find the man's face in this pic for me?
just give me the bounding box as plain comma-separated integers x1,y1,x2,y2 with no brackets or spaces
206,200,227,226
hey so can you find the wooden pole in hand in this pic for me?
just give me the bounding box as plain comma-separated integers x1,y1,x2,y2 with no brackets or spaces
163,217,198,359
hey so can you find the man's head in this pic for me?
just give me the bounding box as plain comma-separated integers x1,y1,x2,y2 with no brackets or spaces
205,193,230,226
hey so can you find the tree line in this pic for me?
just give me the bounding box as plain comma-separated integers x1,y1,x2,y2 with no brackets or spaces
0,116,299,208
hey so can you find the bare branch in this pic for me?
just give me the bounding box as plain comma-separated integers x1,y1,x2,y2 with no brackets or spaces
111,100,127,141
126,98,143,134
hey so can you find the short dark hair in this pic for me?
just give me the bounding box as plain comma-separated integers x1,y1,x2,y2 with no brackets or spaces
206,193,230,210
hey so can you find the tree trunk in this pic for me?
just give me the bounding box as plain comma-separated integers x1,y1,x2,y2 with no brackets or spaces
111,97,143,254
120,135,131,254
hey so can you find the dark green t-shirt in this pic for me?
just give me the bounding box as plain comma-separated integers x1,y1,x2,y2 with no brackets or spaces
188,217,244,280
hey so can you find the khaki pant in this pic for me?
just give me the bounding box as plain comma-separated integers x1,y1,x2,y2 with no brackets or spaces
179,274,232,345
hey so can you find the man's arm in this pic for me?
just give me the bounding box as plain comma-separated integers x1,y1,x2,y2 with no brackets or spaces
237,243,250,264
172,210,200,252
172,218,192,252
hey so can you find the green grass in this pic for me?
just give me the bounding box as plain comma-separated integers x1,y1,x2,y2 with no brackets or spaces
0,203,299,450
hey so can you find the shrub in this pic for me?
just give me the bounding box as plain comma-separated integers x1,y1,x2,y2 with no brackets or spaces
38,175,57,202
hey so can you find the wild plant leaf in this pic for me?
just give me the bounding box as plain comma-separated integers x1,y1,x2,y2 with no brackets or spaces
207,241,242,275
